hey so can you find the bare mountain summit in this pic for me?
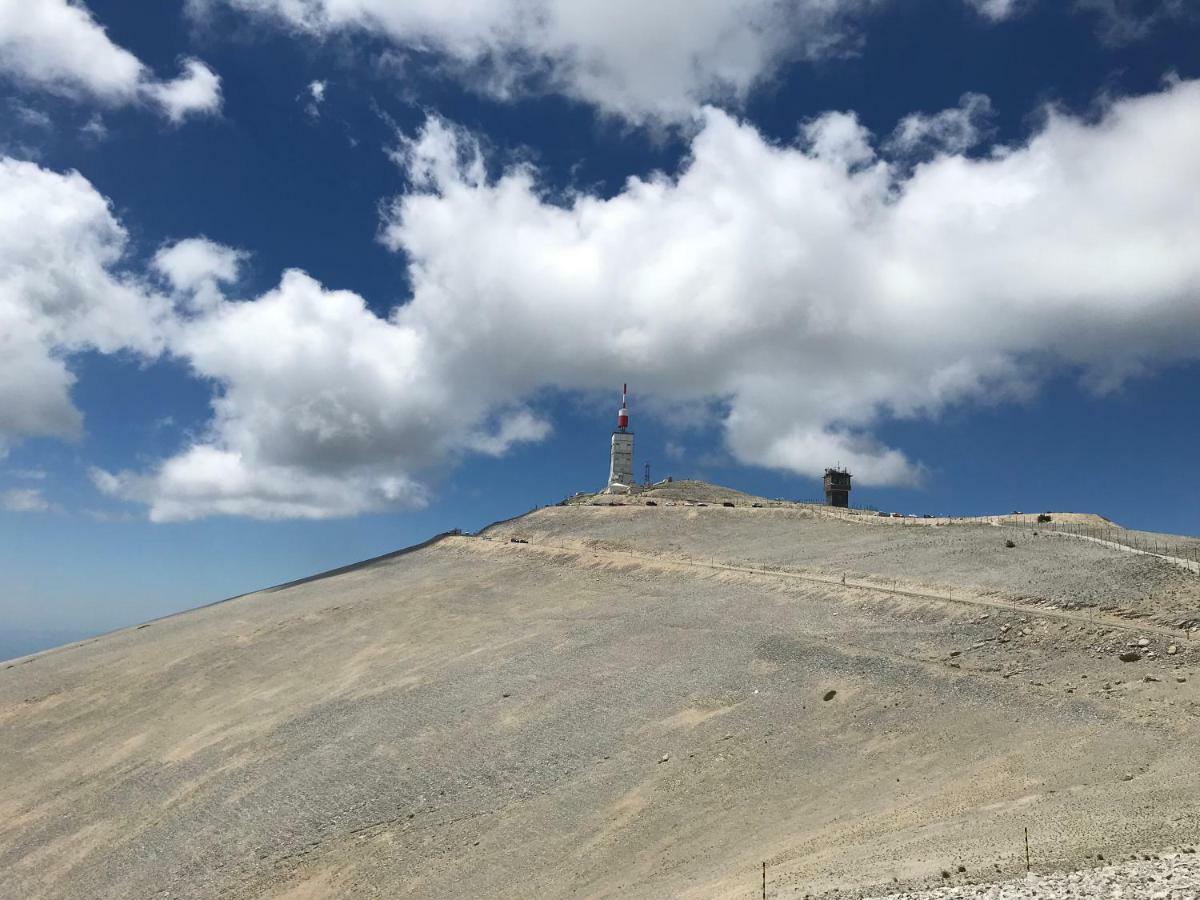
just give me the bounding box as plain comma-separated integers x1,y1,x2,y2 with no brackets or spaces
2,484,1198,898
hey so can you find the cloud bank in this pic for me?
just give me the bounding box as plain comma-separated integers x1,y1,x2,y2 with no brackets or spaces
5,81,1200,519
188,0,1192,124
370,81,1200,490
191,0,881,123
0,0,221,121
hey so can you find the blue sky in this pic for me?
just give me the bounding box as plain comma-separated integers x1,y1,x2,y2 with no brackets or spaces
2,0,1199,659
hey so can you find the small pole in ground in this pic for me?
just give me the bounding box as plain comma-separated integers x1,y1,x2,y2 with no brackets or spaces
1025,826,1031,873
762,861,766,899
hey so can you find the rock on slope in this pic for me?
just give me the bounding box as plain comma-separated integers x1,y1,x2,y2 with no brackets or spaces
1,483,1198,899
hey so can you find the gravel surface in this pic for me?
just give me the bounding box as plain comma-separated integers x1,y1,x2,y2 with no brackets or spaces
501,499,1200,627
868,853,1200,899
2,484,1198,899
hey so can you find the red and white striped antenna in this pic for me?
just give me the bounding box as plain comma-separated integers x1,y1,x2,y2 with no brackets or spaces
617,383,629,431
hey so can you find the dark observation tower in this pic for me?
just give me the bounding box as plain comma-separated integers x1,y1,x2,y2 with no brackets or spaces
823,467,852,507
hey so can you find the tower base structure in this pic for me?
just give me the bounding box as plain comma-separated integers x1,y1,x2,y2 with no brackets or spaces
607,430,634,493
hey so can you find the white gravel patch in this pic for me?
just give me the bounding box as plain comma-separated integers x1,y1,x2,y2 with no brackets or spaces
868,854,1199,899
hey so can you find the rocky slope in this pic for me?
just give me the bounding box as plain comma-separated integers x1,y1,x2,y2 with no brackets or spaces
2,484,1197,899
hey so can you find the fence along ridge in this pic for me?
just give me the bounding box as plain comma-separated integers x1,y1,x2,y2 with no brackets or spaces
996,515,1200,576
796,504,1200,576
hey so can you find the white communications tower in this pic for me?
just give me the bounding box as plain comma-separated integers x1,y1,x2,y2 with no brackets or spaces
607,384,634,493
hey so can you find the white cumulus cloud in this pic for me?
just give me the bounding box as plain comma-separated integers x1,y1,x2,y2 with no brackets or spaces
153,236,246,311
93,445,427,522
91,79,1200,520
15,81,1200,521
93,269,546,520
0,0,222,122
0,157,172,454
154,236,244,292
374,80,1200,486
192,0,880,123
888,92,994,156
190,0,1085,123
144,58,223,124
